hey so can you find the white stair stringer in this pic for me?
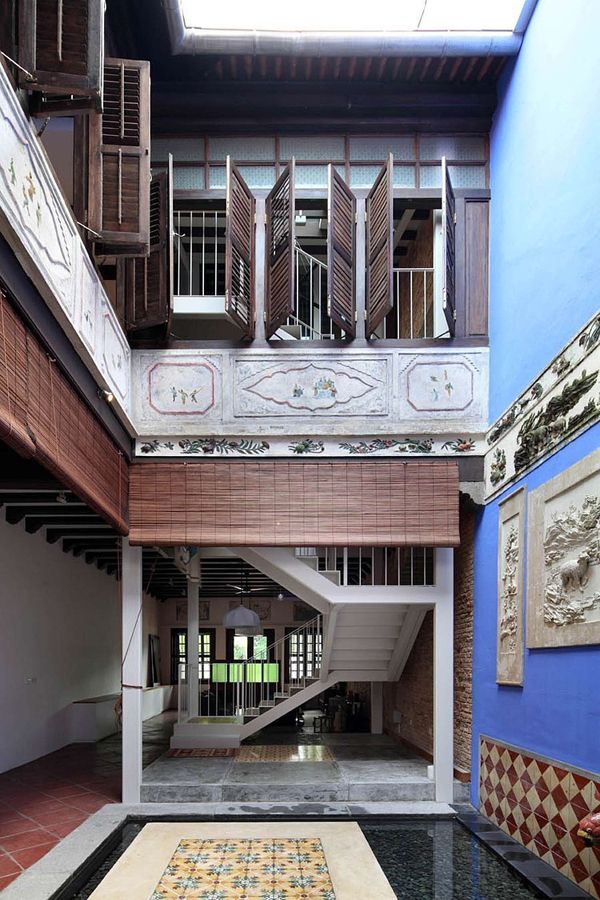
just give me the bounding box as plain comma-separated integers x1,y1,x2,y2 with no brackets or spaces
233,547,337,615
239,672,339,740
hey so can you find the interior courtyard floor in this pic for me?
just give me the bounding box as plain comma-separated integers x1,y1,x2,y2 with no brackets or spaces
0,713,173,891
141,713,466,806
0,711,465,892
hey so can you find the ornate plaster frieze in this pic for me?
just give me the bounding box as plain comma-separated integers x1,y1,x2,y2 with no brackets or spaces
485,313,600,499
496,487,526,685
527,448,600,648
132,346,489,438
0,64,131,420
134,433,485,458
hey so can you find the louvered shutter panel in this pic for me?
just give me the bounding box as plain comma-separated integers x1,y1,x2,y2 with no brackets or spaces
18,0,103,111
265,160,295,338
225,157,255,339
327,165,356,337
119,162,173,334
441,156,457,336
89,58,150,256
365,154,394,337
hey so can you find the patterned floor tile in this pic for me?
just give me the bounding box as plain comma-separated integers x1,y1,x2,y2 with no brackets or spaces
236,746,334,764
150,838,335,899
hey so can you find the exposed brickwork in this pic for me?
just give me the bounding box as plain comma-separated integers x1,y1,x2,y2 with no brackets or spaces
382,498,475,777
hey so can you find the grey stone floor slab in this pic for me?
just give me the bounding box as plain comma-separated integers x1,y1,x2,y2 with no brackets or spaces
227,761,342,784
142,756,234,784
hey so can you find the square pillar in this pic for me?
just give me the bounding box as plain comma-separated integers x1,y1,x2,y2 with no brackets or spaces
370,681,383,734
187,577,199,718
433,550,454,803
121,539,143,804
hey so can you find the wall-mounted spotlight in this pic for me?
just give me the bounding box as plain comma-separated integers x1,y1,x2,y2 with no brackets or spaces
98,387,114,404
56,491,68,505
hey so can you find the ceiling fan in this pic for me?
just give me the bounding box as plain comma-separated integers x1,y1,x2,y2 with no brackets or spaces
226,568,262,596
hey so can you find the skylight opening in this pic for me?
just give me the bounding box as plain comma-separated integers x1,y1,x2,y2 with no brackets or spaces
179,0,528,34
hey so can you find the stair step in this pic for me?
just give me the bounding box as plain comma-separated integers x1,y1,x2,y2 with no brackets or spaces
259,700,275,709
322,569,341,585
299,555,319,571
274,693,290,699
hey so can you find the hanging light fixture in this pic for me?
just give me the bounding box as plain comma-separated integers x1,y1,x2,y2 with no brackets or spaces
222,563,262,636
222,601,261,637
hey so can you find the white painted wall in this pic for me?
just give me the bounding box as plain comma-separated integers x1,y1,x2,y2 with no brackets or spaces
0,518,122,773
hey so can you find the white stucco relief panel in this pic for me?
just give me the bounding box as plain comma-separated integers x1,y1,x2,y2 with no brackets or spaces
398,351,488,425
0,64,132,425
234,356,390,417
134,351,224,428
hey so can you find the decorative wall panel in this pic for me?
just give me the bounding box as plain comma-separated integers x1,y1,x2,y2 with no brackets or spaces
132,348,489,441
496,488,526,685
479,737,600,898
527,449,600,649
234,356,388,417
134,352,223,428
0,63,132,421
485,313,600,499
136,433,485,458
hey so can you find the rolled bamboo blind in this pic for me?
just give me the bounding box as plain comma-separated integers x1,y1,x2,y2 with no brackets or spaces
0,288,128,533
129,459,460,547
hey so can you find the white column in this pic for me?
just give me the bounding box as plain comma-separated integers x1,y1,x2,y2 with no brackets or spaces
187,576,199,719
370,681,383,734
433,549,454,803
121,539,143,804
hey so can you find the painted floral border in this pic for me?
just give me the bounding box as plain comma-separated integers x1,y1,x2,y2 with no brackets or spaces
136,434,483,458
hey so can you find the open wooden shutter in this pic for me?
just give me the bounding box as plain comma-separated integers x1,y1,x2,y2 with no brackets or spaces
265,160,295,338
441,156,457,336
327,165,356,337
225,157,255,339
119,157,173,334
365,154,393,337
89,58,150,256
18,0,103,113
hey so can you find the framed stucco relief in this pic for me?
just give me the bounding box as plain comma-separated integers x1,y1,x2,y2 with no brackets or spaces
497,487,526,685
527,448,600,648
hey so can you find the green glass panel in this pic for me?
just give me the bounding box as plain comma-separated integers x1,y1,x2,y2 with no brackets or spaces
263,663,279,683
212,663,228,683
247,663,263,683
229,662,244,682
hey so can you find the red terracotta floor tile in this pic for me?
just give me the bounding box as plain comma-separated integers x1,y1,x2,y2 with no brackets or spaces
10,842,59,869
39,786,93,800
29,808,90,828
13,799,71,815
0,854,20,878
0,872,20,890
67,796,112,814
0,828,59,854
0,819,38,840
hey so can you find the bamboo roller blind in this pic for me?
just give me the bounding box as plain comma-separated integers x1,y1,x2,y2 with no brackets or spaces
0,288,128,533
129,459,460,547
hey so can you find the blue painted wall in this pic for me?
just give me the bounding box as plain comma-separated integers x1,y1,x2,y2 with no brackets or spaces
472,0,600,801
488,0,600,421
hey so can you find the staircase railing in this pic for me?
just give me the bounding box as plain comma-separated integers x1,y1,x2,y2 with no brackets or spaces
178,614,323,724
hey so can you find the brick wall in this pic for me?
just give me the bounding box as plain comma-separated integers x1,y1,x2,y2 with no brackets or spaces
382,498,475,776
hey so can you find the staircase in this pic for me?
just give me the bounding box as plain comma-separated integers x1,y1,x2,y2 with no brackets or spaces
170,549,434,749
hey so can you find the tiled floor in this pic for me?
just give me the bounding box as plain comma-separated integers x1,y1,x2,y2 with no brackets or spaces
0,712,174,891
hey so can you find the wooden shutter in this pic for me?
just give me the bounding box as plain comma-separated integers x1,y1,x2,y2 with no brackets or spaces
89,58,151,256
18,0,103,112
365,154,393,337
225,157,255,339
441,156,457,336
119,158,173,334
327,165,356,337
265,160,295,338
